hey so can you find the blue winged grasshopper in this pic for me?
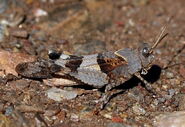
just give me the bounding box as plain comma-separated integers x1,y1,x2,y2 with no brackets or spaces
15,25,168,109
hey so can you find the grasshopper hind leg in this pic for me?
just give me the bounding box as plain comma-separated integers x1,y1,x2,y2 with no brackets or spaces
96,80,127,109
97,89,126,109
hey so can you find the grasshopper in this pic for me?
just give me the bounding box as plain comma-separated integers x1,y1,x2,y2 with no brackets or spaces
16,25,168,109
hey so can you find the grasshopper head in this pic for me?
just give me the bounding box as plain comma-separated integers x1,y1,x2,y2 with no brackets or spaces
138,26,168,75
138,43,155,74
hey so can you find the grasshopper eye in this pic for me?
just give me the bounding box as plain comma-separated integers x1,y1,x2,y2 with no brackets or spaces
48,50,61,60
142,47,149,57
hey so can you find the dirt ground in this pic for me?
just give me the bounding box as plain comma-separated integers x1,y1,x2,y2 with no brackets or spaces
0,0,184,127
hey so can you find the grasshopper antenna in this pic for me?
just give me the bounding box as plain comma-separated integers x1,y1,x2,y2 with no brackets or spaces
149,17,172,54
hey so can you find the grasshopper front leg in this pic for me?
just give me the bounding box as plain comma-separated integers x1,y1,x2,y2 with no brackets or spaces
134,72,157,97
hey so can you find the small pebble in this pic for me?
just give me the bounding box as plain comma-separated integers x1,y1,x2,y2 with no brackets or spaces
157,98,166,104
70,113,79,122
34,8,48,17
46,87,78,101
154,111,185,127
102,112,112,119
166,72,174,79
5,106,14,116
168,89,176,97
128,19,135,26
132,103,146,115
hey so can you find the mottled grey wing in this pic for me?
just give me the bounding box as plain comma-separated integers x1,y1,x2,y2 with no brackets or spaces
69,68,108,88
54,52,127,88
